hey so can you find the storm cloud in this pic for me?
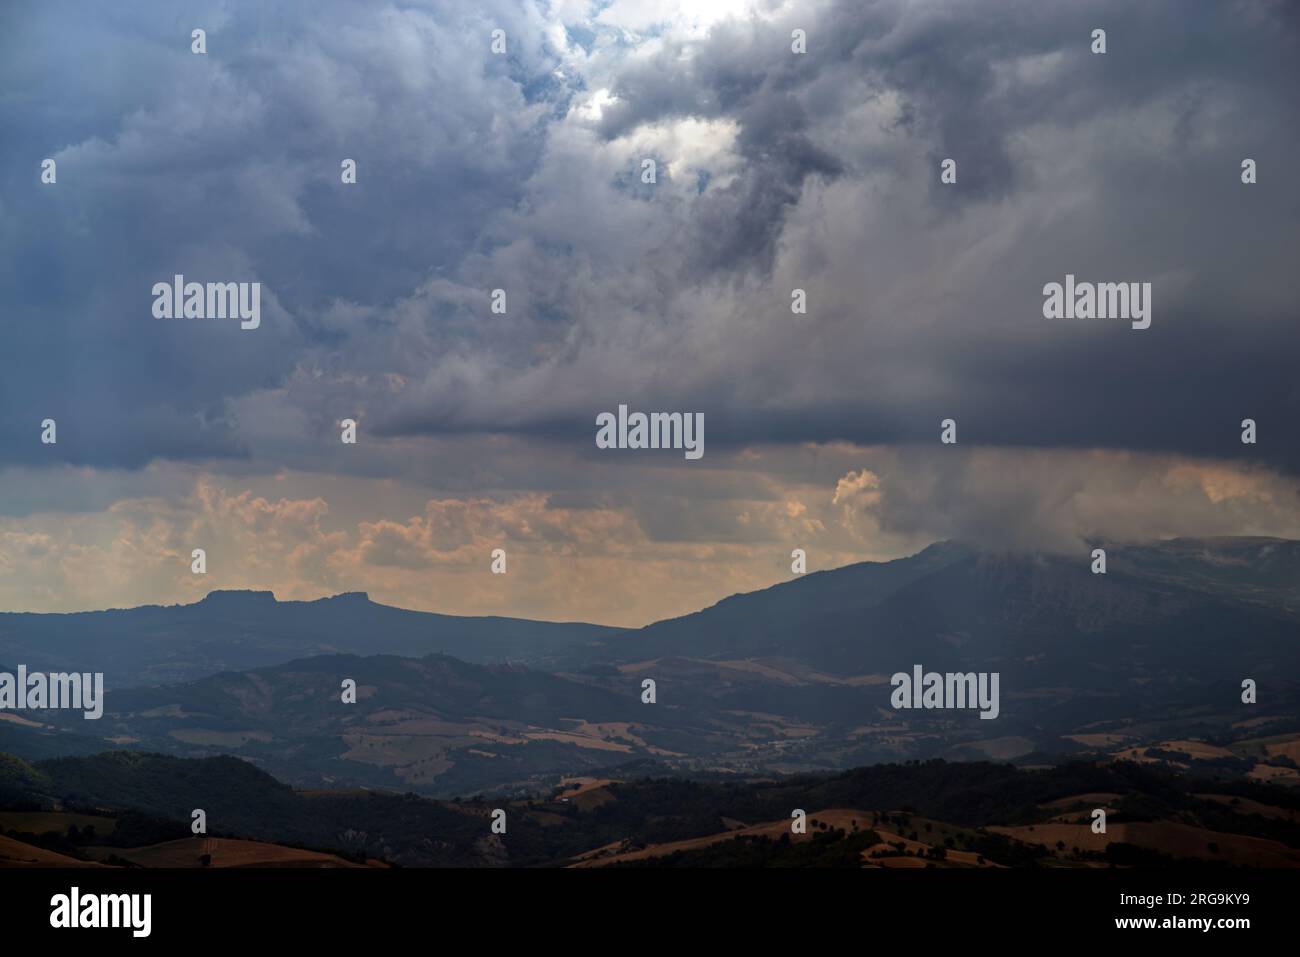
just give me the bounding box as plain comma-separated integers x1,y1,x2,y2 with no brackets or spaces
2,0,1298,617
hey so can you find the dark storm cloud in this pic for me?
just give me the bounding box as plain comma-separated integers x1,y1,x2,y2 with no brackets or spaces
689,92,842,272
2,0,1298,477
1,0,567,467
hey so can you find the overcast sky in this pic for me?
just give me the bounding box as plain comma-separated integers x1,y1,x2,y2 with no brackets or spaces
2,0,1298,624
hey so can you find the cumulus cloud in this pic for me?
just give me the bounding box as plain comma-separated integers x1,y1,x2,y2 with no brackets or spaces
2,1,1298,618
2,445,1298,623
4,0,1297,473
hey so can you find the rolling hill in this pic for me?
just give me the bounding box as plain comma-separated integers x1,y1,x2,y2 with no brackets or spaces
1,537,1297,796
4,750,1298,868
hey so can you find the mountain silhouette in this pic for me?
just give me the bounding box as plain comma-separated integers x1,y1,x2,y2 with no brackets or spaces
0,590,618,685
2,538,1297,796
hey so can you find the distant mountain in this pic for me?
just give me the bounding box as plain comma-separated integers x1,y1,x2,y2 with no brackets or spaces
574,540,973,665
581,538,1300,688
3,538,1298,797
0,590,620,685
1106,537,1300,610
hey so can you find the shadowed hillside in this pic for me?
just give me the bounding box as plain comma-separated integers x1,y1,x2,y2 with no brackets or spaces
0,590,619,684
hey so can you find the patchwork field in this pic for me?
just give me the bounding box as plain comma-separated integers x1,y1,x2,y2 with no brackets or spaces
0,834,107,868
84,837,377,868
991,822,1300,867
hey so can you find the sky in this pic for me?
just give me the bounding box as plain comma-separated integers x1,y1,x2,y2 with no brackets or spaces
1,0,1298,625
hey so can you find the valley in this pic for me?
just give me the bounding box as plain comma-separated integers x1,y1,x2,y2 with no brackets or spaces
1,537,1297,866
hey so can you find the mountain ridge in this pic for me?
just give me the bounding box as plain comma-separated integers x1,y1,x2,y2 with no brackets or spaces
2,537,1297,797
0,588,623,685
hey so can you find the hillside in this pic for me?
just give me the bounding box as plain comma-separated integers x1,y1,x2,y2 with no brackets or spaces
4,751,1298,869
0,589,618,684
3,538,1298,796
586,538,1300,683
